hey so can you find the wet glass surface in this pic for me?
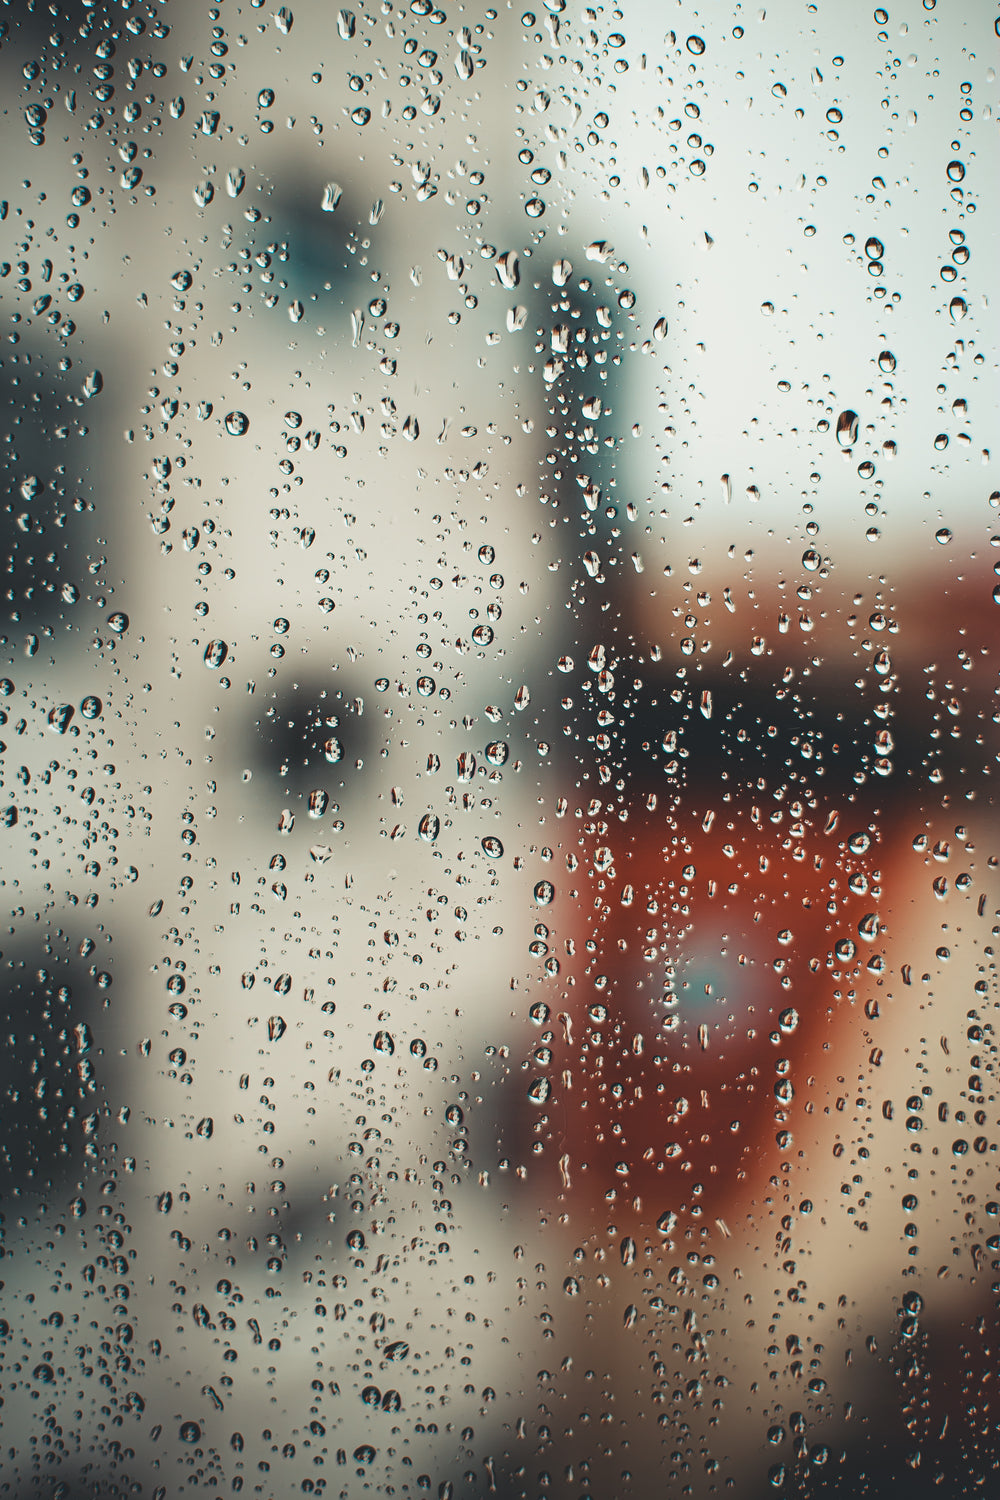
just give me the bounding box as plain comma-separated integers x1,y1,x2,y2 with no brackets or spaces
1,1,998,1495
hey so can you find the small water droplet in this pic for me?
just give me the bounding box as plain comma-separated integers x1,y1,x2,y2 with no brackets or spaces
225,410,250,436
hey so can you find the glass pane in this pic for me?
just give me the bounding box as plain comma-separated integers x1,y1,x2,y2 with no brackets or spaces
2,0,997,1494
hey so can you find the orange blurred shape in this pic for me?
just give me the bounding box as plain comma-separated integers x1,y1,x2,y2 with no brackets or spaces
525,791,899,1231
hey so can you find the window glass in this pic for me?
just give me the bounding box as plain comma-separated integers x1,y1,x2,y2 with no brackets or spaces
2,0,997,1493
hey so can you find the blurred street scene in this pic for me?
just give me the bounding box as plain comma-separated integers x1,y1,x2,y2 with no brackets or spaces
1,0,998,1496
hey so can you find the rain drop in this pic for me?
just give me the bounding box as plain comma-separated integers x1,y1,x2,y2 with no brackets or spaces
836,410,859,447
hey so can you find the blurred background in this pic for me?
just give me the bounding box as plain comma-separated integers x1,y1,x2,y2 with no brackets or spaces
1,0,998,1495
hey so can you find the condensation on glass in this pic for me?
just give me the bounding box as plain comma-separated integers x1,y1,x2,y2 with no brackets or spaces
1,0,998,1495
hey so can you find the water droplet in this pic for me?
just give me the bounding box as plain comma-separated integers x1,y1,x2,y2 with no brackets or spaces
949,296,967,321
524,197,545,218
836,409,859,446
878,349,896,373
225,410,250,436
107,611,129,635
418,813,440,842
226,168,246,198
338,8,356,39
534,880,555,906
179,1421,201,1445
80,695,102,719
686,34,706,54
267,1015,287,1042
946,159,965,182
204,640,228,669
456,751,477,782
383,1340,409,1361
321,182,343,212
527,1078,551,1105
83,369,103,399
496,250,520,288
481,835,504,859
48,704,74,734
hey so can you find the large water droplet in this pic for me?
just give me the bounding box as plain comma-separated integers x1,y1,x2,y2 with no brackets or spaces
836,409,859,446
204,639,229,669
418,813,440,842
496,250,520,288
